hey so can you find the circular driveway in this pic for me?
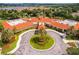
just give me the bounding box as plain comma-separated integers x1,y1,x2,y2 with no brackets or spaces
12,29,68,55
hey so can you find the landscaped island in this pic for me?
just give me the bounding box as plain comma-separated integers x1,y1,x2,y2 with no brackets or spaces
30,35,54,50
30,23,55,50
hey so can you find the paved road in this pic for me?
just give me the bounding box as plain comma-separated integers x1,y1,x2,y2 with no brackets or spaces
12,30,68,55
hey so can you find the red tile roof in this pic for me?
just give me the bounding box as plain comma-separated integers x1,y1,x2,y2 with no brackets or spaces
22,18,29,21
30,18,38,22
15,22,33,30
51,21,69,30
2,21,13,30
38,17,53,23
74,23,79,30
2,17,70,31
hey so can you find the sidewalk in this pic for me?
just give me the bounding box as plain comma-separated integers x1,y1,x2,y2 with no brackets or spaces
63,39,79,48
63,39,79,43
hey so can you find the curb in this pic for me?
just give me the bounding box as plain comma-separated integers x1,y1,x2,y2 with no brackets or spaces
7,29,64,54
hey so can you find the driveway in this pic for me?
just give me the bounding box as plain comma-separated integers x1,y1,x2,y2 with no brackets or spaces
12,29,68,55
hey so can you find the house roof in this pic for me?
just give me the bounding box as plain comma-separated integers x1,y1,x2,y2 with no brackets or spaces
2,20,33,30
2,17,70,31
2,21,13,30
15,22,33,30
51,21,69,30
74,23,79,30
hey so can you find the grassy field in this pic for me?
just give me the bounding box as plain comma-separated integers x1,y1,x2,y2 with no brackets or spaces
30,34,55,50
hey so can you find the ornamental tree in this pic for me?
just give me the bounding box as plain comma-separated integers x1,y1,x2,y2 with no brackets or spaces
1,29,15,44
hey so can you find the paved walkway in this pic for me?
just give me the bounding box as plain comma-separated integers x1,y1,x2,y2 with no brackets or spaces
12,30,68,55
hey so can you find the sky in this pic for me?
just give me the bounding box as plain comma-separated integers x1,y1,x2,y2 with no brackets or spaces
0,0,79,3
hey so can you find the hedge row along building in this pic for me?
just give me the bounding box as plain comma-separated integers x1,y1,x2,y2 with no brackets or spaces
2,17,79,32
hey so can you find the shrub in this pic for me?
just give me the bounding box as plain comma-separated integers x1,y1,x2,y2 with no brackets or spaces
34,29,40,34
0,40,3,47
0,23,3,31
67,42,76,48
67,47,79,55
1,29,15,44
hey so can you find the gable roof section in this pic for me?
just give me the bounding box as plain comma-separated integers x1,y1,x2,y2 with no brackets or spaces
51,21,69,30
74,23,79,30
2,21,13,30
15,22,33,30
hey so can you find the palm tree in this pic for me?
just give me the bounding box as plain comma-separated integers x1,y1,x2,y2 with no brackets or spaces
38,25,47,45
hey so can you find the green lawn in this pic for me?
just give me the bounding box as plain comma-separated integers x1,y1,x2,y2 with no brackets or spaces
0,20,6,48
67,47,79,55
0,40,3,48
1,27,34,54
0,20,6,24
1,35,18,54
30,34,55,50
